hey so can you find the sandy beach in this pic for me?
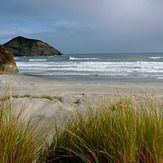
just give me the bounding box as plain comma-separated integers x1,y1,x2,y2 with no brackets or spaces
0,74,163,125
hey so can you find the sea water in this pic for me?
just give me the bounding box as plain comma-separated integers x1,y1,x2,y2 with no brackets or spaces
14,53,163,82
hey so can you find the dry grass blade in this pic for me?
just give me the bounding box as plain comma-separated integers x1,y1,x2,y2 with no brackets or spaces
0,89,52,163
38,96,163,163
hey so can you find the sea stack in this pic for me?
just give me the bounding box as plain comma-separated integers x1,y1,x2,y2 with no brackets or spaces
0,45,18,74
3,36,63,56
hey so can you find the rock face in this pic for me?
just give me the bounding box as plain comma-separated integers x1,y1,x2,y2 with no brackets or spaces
3,36,63,56
0,45,18,74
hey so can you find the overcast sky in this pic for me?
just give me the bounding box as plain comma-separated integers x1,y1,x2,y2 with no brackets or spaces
1,0,163,54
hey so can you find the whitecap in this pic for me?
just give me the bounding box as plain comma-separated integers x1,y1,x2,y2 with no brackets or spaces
149,57,162,60
69,57,97,61
29,59,48,62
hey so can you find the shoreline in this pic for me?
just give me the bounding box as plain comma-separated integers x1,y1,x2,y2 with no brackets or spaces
1,73,163,96
29,73,163,84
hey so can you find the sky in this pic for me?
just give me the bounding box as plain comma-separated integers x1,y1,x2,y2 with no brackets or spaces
1,0,163,54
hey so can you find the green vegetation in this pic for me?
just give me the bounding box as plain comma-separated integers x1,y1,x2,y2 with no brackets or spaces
0,45,14,64
3,36,40,49
38,97,163,163
0,45,18,74
1,90,163,162
0,91,51,163
12,94,63,102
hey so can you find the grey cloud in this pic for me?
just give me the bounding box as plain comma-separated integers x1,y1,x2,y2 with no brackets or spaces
1,0,163,53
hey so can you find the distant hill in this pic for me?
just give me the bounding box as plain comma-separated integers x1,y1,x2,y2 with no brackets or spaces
3,36,63,56
0,45,18,74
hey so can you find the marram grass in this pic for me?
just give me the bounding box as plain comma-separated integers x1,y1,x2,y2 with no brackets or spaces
1,89,163,163
38,97,163,163
0,90,51,163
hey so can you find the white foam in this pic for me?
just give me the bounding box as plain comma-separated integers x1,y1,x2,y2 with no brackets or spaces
29,59,48,62
69,57,98,61
149,57,162,59
16,58,163,80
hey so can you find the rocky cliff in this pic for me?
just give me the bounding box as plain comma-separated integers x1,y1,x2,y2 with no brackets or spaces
3,36,63,56
0,45,18,74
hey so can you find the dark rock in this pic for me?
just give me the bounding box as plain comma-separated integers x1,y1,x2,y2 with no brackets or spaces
3,36,63,56
0,45,18,74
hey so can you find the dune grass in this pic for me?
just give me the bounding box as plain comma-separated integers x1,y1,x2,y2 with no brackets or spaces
12,94,63,102
0,90,51,163
0,89,163,163
38,97,163,163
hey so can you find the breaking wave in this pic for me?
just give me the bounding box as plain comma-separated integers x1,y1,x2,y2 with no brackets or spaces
69,57,98,61
149,57,162,60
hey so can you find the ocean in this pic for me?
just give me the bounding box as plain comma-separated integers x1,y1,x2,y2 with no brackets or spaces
14,53,163,82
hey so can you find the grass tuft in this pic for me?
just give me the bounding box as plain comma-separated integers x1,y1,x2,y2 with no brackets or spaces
38,97,163,163
1,89,163,162
0,90,52,163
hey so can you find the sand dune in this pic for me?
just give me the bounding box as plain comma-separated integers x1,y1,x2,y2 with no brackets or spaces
0,74,163,125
